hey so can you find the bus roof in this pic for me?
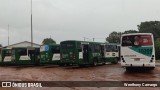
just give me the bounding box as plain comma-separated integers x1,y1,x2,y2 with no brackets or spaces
60,40,103,44
41,43,60,46
121,33,153,37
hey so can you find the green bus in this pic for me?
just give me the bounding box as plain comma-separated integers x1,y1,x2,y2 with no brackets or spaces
11,47,40,65
60,40,107,66
0,47,1,63
0,48,13,65
40,44,61,65
100,43,119,64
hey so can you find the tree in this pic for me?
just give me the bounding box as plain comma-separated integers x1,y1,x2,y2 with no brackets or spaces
155,38,160,59
138,21,160,40
138,21,160,59
0,44,2,47
106,30,138,43
42,38,56,45
106,31,121,43
123,30,138,34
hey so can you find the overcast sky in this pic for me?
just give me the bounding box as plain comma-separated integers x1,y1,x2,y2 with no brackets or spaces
0,0,160,46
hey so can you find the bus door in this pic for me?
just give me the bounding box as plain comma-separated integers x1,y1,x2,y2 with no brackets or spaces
82,44,89,62
100,45,105,58
28,48,36,62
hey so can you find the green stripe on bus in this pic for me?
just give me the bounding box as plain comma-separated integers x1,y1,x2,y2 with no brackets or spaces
129,47,153,57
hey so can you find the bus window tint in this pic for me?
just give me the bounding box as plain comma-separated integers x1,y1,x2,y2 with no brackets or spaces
77,42,82,52
137,35,153,46
90,44,100,52
18,48,27,55
122,35,153,46
4,50,11,56
122,36,133,46
61,42,75,49
95,44,100,52
35,48,40,55
51,46,60,53
106,45,118,52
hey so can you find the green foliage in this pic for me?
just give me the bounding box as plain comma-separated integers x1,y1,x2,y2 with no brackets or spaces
42,38,56,45
138,21,160,40
123,30,138,34
155,38,160,59
138,21,160,59
0,44,2,47
106,30,138,43
106,31,121,43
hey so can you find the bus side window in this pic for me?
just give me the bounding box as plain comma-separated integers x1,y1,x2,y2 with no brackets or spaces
52,46,60,54
77,43,82,52
18,49,27,56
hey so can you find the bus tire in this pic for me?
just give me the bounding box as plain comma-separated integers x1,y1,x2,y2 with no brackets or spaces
126,67,132,71
59,64,65,66
149,67,155,70
111,59,118,64
78,64,85,67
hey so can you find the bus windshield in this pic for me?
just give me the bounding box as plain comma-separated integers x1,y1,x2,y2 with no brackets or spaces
122,35,153,46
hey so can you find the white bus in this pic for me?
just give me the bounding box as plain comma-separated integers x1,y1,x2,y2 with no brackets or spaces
121,33,155,71
100,43,120,64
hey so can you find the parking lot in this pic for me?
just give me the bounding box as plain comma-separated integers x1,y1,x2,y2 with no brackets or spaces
0,62,160,90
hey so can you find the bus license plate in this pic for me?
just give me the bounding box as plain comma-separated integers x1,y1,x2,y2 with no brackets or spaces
134,58,140,61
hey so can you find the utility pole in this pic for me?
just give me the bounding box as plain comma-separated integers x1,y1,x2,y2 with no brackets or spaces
83,37,86,41
8,24,9,46
31,0,33,47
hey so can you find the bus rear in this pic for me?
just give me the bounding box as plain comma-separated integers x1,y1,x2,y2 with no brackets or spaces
60,41,77,65
105,44,119,64
121,33,155,70
40,44,60,65
12,47,40,65
0,48,12,65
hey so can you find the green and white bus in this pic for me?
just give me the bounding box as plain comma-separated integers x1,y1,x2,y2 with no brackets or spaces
60,40,107,66
100,43,119,64
11,47,40,65
0,48,12,65
40,44,61,65
121,33,155,70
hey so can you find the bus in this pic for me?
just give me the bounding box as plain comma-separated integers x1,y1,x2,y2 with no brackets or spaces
0,48,12,65
100,43,119,64
11,47,40,65
121,33,155,71
60,40,107,66
0,47,1,63
40,44,61,65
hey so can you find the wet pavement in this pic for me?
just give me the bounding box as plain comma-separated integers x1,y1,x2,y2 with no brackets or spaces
0,63,160,90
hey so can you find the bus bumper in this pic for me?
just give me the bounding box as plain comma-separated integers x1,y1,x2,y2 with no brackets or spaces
121,63,155,67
